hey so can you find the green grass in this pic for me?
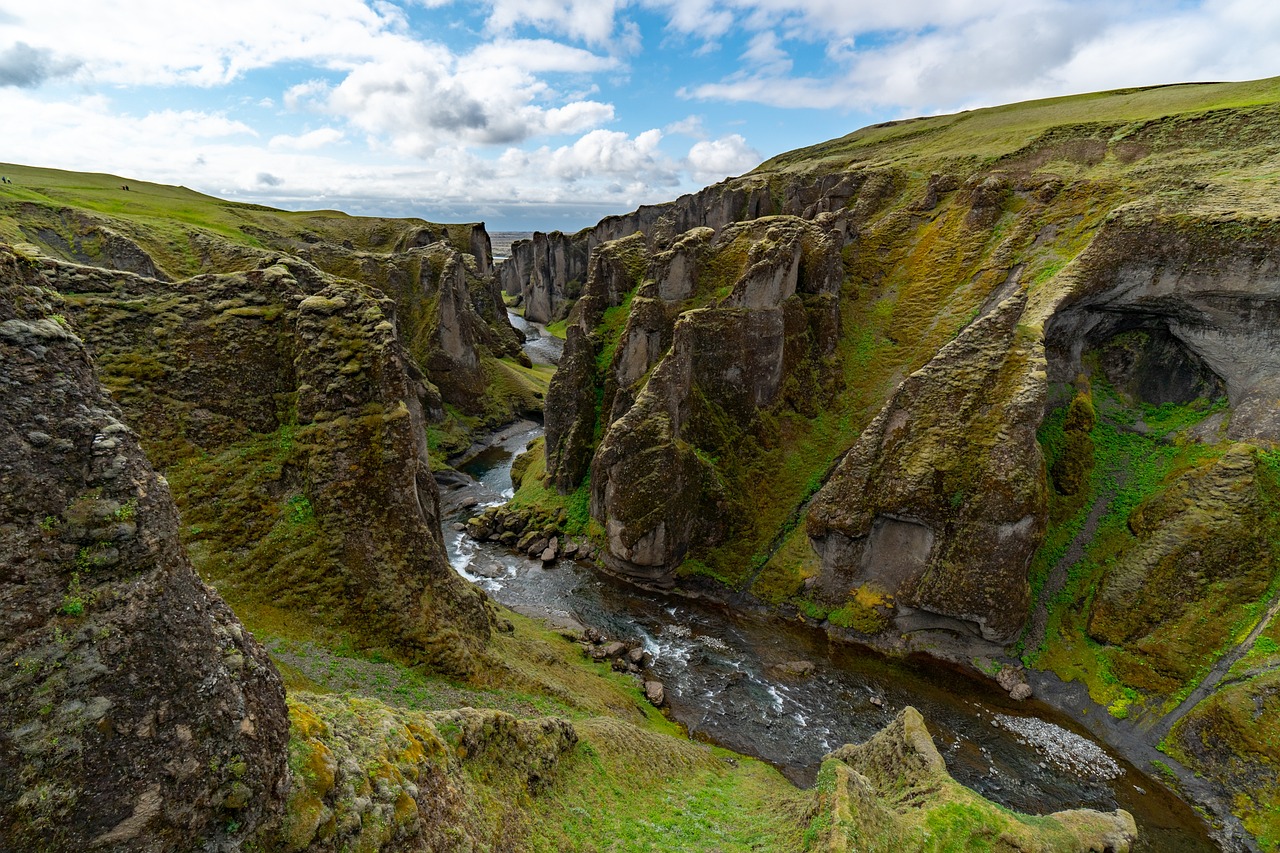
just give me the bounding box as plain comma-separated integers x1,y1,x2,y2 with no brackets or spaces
759,77,1280,175
0,161,479,279
525,730,806,852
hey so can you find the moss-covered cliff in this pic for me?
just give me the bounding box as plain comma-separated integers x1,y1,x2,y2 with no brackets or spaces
0,164,1143,851
503,76,1280,847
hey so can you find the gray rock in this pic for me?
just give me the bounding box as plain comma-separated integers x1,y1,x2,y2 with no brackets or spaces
644,681,665,706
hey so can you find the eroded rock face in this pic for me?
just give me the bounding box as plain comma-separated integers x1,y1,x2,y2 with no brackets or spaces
0,248,289,849
552,217,844,581
500,177,780,323
808,291,1048,642
544,233,650,491
27,249,492,672
1045,218,1280,441
499,230,589,324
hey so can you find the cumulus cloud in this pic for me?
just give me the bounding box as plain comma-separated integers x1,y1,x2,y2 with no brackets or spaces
544,128,674,182
679,0,1280,115
482,0,624,45
686,134,760,182
269,128,345,150
308,40,617,154
0,41,80,87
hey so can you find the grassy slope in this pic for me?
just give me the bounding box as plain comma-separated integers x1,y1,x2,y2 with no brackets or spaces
260,601,811,850
760,78,1280,172
0,162,480,278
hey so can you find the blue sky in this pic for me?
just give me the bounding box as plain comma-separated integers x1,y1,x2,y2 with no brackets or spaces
1,1,1277,230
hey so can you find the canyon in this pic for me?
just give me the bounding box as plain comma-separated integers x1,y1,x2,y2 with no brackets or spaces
4,75,1280,851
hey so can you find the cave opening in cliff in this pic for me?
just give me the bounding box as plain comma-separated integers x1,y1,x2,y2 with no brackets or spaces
1046,308,1229,416
1082,316,1227,409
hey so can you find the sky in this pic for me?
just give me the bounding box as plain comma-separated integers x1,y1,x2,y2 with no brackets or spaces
1,1,1278,231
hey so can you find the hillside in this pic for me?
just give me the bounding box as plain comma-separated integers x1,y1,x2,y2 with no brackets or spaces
498,76,1280,849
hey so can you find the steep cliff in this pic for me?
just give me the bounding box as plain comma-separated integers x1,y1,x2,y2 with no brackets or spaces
23,249,493,672
504,76,1280,846
0,164,533,461
0,248,290,849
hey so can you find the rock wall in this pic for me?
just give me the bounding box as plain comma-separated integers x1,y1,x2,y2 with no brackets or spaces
0,247,289,849
807,290,1047,643
544,217,844,583
27,249,493,672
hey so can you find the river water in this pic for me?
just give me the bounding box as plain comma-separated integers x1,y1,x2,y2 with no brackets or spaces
439,313,1216,851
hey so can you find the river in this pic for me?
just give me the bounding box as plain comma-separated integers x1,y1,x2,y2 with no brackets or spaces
438,312,1216,851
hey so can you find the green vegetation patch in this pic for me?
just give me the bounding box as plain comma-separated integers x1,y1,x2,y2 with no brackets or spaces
1029,379,1279,721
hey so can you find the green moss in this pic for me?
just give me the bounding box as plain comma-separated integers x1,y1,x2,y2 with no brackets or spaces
505,441,596,539
827,587,892,634
1030,379,1277,718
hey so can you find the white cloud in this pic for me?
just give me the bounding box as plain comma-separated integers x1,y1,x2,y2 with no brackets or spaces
686,134,760,182
136,109,257,139
312,40,616,154
269,128,345,150
641,0,734,40
740,30,790,76
545,128,674,182
482,0,624,45
0,0,404,87
665,115,706,137
674,0,1280,117
462,39,620,74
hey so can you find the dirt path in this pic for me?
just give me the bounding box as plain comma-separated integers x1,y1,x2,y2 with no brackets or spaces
1023,492,1112,655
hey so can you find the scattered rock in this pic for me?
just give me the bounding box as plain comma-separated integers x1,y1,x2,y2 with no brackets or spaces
996,664,1032,700
644,681,666,706
627,647,645,665
772,660,816,677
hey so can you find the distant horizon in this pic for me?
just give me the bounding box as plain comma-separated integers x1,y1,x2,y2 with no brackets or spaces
3,1,1278,230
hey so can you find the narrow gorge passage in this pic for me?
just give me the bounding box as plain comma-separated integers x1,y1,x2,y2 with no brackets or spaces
434,311,1216,853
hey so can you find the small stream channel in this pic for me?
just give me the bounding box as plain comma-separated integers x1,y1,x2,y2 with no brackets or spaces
440,313,1216,851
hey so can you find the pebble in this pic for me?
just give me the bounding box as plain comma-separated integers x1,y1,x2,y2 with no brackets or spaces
991,714,1123,780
